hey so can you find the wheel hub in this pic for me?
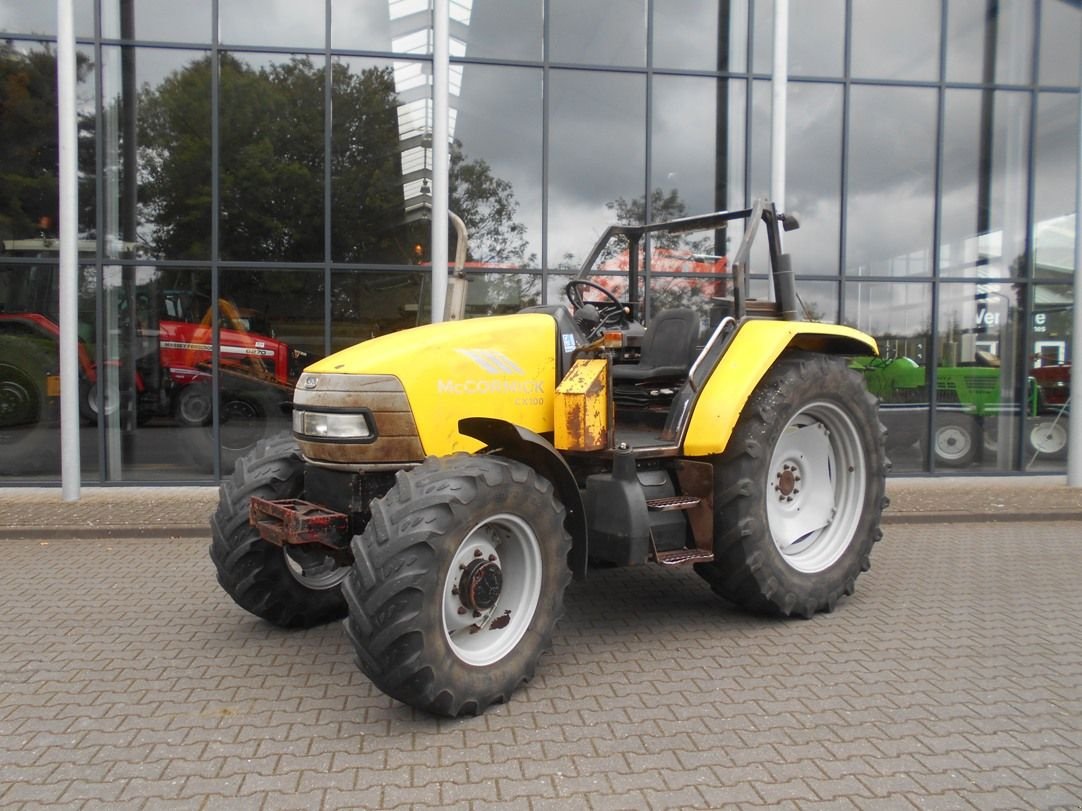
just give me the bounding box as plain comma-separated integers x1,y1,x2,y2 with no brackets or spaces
460,558,503,611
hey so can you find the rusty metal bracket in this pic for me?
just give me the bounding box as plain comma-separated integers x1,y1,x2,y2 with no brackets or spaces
249,497,350,550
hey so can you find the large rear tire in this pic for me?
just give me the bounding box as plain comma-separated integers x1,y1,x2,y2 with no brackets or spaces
210,434,350,628
343,454,571,717
695,352,887,618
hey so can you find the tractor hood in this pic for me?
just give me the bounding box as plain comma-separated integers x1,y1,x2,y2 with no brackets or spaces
300,313,559,459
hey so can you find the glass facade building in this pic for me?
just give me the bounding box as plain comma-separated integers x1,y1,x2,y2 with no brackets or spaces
0,0,1079,483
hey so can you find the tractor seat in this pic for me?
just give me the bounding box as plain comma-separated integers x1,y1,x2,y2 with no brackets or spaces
612,308,700,383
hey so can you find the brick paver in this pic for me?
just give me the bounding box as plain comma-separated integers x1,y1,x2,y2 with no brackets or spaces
1,521,1081,809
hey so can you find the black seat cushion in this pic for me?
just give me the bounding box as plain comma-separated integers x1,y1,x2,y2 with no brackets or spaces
612,308,700,383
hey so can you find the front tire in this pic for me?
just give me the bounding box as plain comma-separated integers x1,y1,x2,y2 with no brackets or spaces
343,454,571,717
210,434,350,628
696,352,887,618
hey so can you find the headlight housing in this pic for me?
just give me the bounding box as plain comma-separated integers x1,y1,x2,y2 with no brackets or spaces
292,409,373,440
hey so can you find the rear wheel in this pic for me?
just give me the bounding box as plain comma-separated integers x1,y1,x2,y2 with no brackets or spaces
210,434,350,628
343,454,571,717
696,352,887,618
1026,415,1068,461
928,412,978,467
0,337,58,474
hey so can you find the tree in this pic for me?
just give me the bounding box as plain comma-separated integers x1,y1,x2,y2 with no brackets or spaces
0,44,94,241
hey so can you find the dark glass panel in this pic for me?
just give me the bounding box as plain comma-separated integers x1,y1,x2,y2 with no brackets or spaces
331,269,427,351
851,0,940,81
845,281,934,473
114,48,212,260
329,56,428,265
785,82,842,275
939,89,1031,279
0,42,96,243
846,86,937,278
1039,0,1081,87
945,0,1034,86
547,70,646,268
215,268,324,474
548,0,646,67
1026,281,1071,470
219,52,325,263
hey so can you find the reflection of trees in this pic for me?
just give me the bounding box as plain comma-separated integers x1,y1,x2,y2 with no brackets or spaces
138,54,531,269
0,45,94,240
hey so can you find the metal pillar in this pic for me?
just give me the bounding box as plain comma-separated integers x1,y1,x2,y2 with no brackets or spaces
430,0,450,323
770,0,789,211
57,0,80,501
1068,59,1082,487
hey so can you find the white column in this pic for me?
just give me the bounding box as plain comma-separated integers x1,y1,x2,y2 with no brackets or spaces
1068,64,1082,487
57,0,81,501
430,0,450,323
770,0,789,210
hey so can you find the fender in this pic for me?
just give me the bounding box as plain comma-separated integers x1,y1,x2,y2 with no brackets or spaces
683,320,878,457
459,417,589,580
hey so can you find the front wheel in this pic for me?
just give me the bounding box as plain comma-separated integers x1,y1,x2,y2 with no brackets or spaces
210,434,350,628
343,454,571,717
696,352,888,618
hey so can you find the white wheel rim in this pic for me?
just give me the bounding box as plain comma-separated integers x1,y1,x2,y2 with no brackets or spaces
282,545,349,590
1030,421,1067,454
88,383,120,417
442,513,543,667
765,401,866,574
935,421,973,462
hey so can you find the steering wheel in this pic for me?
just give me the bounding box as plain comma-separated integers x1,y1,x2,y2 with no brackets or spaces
564,280,630,337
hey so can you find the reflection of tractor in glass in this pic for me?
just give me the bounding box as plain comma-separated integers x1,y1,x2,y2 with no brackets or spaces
210,201,889,717
0,239,312,471
853,354,1069,466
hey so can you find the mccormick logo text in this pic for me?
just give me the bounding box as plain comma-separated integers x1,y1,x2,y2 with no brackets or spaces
438,349,545,404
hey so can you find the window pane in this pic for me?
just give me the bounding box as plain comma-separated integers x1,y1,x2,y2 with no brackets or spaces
332,270,427,351
1028,282,1071,469
845,281,934,473
1039,0,1082,87
219,0,325,49
935,281,1025,471
851,0,940,81
219,53,325,262
0,0,95,37
846,86,937,277
653,0,746,73
789,0,844,77
785,82,842,275
330,56,426,264
217,268,324,474
549,0,646,67
454,65,542,267
464,0,542,62
547,70,645,270
939,89,1031,279
651,76,746,220
0,42,96,243
945,0,1034,85
102,48,211,260
332,0,432,55
101,0,212,43
1033,93,1079,281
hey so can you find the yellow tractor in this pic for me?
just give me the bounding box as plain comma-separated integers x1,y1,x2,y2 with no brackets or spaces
210,200,887,716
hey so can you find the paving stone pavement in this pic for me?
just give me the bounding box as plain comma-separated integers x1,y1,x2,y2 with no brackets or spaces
1,520,1081,809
